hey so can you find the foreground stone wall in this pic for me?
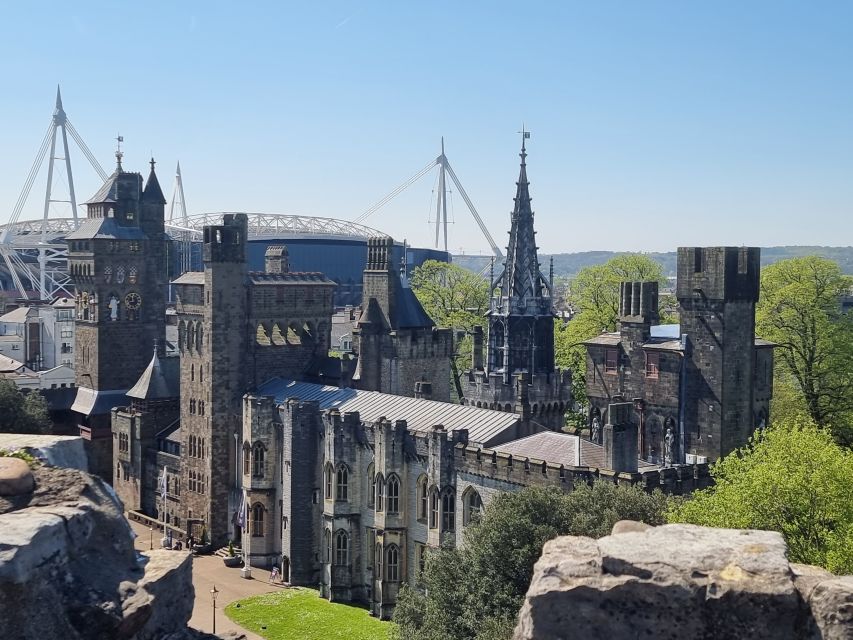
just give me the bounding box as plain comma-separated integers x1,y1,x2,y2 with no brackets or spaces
514,522,853,640
0,460,196,640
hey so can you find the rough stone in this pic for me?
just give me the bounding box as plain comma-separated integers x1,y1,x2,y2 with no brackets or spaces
514,524,812,640
610,519,651,535
0,465,193,640
0,434,88,471
0,457,34,496
808,576,853,640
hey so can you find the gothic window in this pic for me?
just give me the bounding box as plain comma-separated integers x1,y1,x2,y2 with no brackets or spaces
367,528,375,568
442,490,456,532
128,267,138,284
252,504,265,537
334,530,349,566
386,545,399,582
386,474,400,514
243,443,251,475
187,323,195,352
645,352,659,379
325,464,334,499
196,325,203,353
429,487,439,529
336,465,348,501
191,364,194,381
178,321,185,351
253,444,265,478
463,488,482,526
104,266,112,283
605,349,618,374
199,365,203,382
375,473,385,512
417,475,428,521
367,463,375,507
116,266,126,284
375,542,382,576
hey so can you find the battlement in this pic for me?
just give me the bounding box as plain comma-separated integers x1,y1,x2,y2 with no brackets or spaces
451,441,712,496
203,213,247,264
676,246,760,302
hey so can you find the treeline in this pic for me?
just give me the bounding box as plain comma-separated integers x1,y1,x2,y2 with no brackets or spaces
453,246,853,277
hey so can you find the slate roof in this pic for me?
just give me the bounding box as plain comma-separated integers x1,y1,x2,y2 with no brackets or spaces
391,277,434,329
127,352,179,400
65,217,146,241
257,377,520,446
171,272,205,285
142,165,167,205
0,355,25,373
0,307,35,324
248,272,336,285
493,431,657,470
70,388,129,416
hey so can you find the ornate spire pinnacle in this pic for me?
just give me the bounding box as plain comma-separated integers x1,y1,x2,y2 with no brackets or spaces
115,135,124,170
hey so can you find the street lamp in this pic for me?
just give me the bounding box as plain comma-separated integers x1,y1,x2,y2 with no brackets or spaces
149,525,153,551
210,585,219,634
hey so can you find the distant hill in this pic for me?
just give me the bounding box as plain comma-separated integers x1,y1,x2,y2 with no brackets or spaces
451,246,853,277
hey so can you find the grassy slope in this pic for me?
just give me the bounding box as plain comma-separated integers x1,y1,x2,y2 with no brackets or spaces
224,588,392,640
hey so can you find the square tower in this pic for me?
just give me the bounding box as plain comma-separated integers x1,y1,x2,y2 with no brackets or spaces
676,246,760,460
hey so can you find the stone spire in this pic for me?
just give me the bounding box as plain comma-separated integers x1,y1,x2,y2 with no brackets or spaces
142,157,167,204
497,133,549,309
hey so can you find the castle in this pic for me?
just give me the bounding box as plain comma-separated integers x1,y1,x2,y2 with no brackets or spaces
583,248,774,465
61,139,771,619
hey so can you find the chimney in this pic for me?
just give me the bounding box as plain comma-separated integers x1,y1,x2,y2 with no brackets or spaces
264,245,289,274
603,402,638,473
414,380,433,401
618,281,659,342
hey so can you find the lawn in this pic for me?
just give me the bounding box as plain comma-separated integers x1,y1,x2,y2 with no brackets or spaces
224,587,393,640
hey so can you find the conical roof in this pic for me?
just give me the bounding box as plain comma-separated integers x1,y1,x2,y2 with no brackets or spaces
127,349,179,400
143,158,167,204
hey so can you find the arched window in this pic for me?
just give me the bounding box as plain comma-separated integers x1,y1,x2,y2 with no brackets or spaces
367,463,375,507
334,530,349,566
463,488,482,526
442,490,456,532
243,443,251,475
199,365,203,382
387,474,400,514
187,323,195,352
375,542,382,576
196,325,204,353
252,504,265,537
429,487,439,529
325,464,334,499
386,544,399,582
375,473,385,512
417,475,428,521
178,321,186,350
253,444,265,477
191,363,194,381
324,529,331,563
336,465,349,501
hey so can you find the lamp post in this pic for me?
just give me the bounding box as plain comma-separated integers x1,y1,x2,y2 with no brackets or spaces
149,525,153,551
210,584,219,634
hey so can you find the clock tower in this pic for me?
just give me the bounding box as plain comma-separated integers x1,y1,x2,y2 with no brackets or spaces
67,152,167,479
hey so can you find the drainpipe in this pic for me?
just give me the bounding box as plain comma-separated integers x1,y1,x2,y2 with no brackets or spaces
678,334,690,463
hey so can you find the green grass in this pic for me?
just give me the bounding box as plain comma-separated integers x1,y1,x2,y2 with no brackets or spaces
224,587,393,640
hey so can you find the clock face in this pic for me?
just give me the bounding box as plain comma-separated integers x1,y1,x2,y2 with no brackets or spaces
125,292,142,310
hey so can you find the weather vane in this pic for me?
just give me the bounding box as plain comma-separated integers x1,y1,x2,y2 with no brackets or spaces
115,134,124,169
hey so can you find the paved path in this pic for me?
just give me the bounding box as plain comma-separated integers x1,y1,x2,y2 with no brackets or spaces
129,519,280,639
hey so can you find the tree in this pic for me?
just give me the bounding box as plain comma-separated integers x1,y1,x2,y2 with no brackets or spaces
555,255,669,413
0,380,51,435
667,417,853,574
410,260,490,400
393,483,668,640
755,257,853,442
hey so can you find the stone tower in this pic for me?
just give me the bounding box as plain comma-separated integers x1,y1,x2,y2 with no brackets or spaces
676,246,760,460
463,137,571,430
352,237,452,401
67,157,168,478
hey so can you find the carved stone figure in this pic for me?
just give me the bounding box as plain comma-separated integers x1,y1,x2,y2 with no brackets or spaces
109,296,119,321
664,427,675,467
591,417,601,444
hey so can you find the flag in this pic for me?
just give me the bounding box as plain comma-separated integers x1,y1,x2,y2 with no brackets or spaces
159,467,167,501
236,491,247,529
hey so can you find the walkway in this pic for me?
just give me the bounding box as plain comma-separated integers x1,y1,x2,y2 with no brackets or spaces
128,519,279,639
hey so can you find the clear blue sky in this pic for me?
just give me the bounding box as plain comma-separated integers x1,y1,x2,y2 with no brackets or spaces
1,1,851,254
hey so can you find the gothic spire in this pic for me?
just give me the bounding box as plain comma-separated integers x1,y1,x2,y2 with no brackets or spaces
500,130,545,306
143,157,167,204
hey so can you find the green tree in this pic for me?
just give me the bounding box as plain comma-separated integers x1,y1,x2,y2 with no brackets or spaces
0,380,51,435
410,260,490,400
555,255,669,416
756,257,853,441
393,483,668,640
668,417,853,574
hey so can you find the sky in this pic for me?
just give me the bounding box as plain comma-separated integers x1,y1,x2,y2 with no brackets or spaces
0,1,851,254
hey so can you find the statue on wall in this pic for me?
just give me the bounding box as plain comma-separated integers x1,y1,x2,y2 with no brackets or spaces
664,427,675,467
591,416,601,444
108,295,120,321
